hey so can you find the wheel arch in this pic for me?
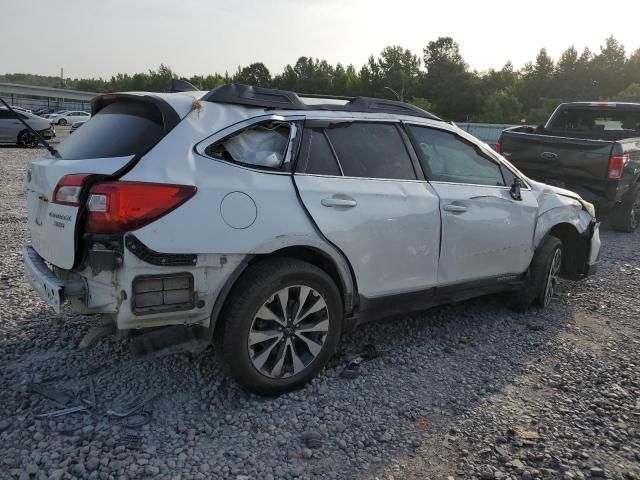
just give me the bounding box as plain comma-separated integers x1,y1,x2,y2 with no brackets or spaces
540,222,589,279
208,242,357,342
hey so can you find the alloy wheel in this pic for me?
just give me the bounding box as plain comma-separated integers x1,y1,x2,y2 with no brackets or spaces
543,249,562,307
20,131,38,148
248,285,330,379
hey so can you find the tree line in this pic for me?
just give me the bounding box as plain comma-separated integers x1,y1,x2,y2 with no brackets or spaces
2,36,639,124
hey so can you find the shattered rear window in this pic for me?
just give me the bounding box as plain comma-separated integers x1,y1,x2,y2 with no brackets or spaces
206,122,291,169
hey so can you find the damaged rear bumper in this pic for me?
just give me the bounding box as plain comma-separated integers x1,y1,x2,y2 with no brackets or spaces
23,238,246,331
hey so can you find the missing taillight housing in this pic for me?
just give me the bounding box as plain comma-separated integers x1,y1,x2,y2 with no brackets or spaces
85,181,197,234
53,173,95,206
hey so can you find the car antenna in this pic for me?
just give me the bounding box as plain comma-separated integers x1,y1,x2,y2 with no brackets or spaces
0,98,60,158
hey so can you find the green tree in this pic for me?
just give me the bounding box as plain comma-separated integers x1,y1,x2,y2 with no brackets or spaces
590,36,626,99
233,62,271,87
422,37,481,120
376,46,421,101
478,89,523,123
614,83,640,102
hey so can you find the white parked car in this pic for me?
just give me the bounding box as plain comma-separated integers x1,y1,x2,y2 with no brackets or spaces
47,110,91,126
24,85,601,395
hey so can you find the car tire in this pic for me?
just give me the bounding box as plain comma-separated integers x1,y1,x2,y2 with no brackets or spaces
17,130,38,148
58,118,67,126
511,236,563,312
610,184,640,233
220,257,343,395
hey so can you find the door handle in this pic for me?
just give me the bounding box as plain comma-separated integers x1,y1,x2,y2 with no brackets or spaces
321,198,357,208
442,204,467,213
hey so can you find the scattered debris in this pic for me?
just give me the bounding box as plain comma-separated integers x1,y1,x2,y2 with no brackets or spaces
107,393,156,418
122,431,143,450
37,405,89,418
123,411,152,428
29,384,74,406
301,431,323,449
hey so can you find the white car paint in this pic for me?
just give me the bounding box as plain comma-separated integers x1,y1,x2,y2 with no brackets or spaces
48,110,91,125
23,90,600,334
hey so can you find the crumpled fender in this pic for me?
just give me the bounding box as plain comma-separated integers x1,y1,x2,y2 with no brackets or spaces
529,179,593,248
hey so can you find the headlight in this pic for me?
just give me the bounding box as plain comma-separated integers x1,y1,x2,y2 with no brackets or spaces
580,200,596,218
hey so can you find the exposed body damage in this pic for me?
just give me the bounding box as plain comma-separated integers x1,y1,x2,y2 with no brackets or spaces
23,84,601,394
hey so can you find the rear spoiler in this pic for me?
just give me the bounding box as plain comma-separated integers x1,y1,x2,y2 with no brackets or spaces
90,93,181,134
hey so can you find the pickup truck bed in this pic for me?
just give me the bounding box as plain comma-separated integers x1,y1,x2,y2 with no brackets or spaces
498,102,640,231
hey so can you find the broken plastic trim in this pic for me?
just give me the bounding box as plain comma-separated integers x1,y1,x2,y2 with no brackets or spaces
125,234,197,267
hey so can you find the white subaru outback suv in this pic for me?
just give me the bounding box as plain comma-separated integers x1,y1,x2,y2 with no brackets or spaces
24,84,601,395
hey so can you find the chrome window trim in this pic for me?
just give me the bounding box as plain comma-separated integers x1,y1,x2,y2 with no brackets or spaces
294,172,432,185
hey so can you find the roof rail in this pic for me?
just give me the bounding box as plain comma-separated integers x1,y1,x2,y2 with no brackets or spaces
201,84,441,120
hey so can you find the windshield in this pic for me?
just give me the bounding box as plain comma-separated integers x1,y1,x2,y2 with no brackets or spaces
55,101,166,160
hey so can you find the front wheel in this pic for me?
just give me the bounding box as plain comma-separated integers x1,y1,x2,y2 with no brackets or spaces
221,258,343,395
58,118,67,126
17,130,38,148
511,236,563,312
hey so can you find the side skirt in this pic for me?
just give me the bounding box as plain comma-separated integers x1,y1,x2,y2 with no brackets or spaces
355,274,525,325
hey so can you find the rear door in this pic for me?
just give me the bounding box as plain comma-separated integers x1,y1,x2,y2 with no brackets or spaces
27,98,176,269
407,124,538,285
293,120,441,299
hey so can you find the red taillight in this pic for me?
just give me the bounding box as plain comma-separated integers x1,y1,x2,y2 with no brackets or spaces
495,138,502,154
85,182,197,234
607,153,629,180
53,173,94,206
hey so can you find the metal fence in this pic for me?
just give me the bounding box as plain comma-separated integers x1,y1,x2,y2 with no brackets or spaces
0,94,91,113
456,123,515,149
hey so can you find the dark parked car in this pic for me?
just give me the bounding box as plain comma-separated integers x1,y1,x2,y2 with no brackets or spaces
498,102,640,231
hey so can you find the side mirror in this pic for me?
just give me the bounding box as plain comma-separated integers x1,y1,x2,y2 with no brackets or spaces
510,177,522,201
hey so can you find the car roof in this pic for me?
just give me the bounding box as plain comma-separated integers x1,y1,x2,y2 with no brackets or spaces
201,84,442,121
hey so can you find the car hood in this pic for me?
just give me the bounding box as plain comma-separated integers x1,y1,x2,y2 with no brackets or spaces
527,178,583,202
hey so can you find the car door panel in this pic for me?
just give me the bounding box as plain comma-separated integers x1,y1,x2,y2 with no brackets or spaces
294,175,441,297
431,183,538,284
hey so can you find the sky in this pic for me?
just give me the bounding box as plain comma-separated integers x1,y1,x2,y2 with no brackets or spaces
2,0,640,79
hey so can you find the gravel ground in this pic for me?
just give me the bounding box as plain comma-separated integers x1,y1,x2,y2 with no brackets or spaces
0,146,639,480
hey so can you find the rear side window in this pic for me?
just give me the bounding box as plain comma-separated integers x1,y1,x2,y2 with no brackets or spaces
297,129,341,176
206,121,292,169
325,122,416,180
408,126,505,186
56,102,165,160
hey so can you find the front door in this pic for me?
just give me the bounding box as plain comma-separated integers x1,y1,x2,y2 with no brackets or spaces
406,124,538,285
294,121,441,299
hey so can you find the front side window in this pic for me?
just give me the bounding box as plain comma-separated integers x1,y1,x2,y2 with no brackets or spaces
408,126,505,186
325,122,416,180
206,121,292,169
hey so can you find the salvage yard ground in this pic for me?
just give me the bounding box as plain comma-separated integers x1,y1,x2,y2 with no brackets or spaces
0,147,639,480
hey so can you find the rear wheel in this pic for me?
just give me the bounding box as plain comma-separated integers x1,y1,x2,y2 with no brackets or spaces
220,258,343,395
17,130,38,148
511,236,563,311
610,184,640,232
58,118,67,126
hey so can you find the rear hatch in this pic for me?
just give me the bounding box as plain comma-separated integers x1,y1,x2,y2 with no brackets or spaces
501,130,614,190
26,95,180,269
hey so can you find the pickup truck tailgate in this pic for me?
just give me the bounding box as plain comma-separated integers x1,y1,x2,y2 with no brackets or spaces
502,131,614,185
